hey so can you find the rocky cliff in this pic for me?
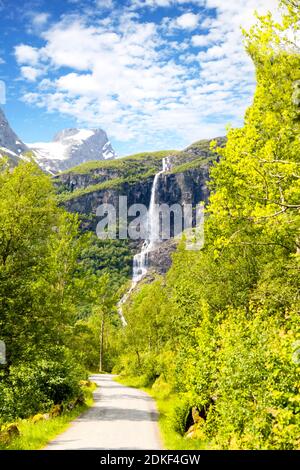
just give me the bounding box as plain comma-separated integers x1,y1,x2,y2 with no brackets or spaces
157,167,210,208
0,108,28,165
56,139,224,215
55,138,225,274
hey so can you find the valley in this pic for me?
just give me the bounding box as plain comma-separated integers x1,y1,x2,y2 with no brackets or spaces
0,0,299,454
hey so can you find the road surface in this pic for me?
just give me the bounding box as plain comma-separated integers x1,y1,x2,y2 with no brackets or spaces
45,374,162,450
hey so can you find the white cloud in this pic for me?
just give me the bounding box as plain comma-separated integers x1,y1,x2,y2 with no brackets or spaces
129,0,199,8
20,66,43,82
95,0,114,8
17,0,282,149
191,34,211,47
175,12,199,30
129,0,172,7
15,44,41,65
32,12,50,27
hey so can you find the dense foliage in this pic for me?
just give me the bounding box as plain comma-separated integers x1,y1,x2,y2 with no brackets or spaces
116,1,300,449
0,161,121,423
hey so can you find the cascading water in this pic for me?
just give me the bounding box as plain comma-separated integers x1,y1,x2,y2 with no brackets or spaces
132,170,162,283
117,157,170,326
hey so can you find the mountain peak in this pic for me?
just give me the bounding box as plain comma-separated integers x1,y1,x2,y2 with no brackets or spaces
53,128,95,142
0,107,117,174
29,127,116,174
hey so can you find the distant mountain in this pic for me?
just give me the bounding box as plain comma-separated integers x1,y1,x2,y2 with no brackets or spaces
0,108,28,165
28,128,116,174
0,107,117,173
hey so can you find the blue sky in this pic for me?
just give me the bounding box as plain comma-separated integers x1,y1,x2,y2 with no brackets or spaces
0,0,279,155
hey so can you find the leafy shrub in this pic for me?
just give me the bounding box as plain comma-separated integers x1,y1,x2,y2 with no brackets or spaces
170,396,193,435
0,348,85,422
152,376,172,399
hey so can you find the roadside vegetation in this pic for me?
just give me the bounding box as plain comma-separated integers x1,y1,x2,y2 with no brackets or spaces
0,381,96,450
0,160,122,448
114,2,300,450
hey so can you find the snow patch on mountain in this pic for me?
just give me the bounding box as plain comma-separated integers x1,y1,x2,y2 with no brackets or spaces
28,128,116,174
0,108,117,173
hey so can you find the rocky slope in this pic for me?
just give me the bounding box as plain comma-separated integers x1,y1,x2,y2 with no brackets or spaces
0,108,28,165
56,139,224,216
55,138,225,274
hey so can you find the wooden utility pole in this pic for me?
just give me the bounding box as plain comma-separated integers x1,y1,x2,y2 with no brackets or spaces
99,309,105,372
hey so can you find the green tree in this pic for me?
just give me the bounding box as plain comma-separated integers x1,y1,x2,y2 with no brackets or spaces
0,161,90,422
116,1,300,449
0,161,81,364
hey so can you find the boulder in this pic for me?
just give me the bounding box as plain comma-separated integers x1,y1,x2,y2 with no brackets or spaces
192,406,201,424
0,423,20,444
50,404,63,418
79,379,93,388
32,413,45,424
5,423,20,438
185,420,206,441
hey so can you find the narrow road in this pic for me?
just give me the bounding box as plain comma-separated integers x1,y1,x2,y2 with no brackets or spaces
45,374,162,450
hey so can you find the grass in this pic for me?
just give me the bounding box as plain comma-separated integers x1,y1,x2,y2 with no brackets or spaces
185,136,225,151
0,383,96,450
57,177,125,202
116,376,206,450
170,156,215,174
62,150,177,175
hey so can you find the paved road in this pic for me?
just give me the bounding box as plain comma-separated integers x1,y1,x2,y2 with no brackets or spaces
45,374,162,450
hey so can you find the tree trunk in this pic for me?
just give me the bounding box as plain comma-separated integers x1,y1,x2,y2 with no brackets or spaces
99,311,105,372
136,349,141,369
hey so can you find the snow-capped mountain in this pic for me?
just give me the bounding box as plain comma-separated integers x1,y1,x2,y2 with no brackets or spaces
29,128,116,174
0,107,116,173
0,108,28,165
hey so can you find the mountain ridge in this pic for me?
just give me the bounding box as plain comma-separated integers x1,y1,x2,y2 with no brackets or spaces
29,128,116,174
0,107,116,173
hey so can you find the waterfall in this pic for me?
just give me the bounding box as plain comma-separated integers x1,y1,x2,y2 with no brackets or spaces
117,158,169,326
132,170,162,283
